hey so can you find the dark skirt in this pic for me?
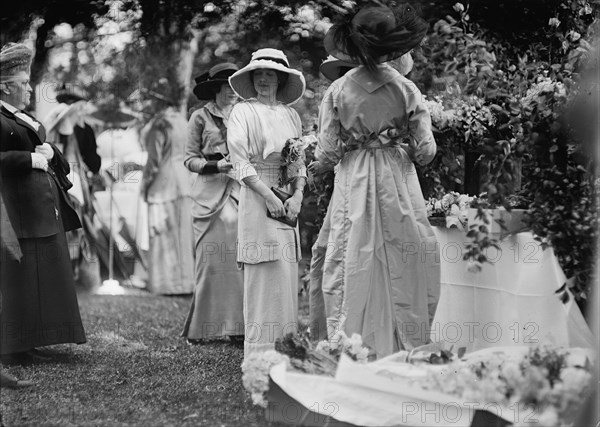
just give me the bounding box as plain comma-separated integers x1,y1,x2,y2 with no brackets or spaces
0,181,86,354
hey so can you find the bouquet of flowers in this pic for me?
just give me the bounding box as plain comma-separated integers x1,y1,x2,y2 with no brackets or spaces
242,331,371,407
278,135,316,188
426,191,474,229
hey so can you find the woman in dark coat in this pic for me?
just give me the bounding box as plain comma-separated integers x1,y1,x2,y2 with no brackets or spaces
0,43,86,359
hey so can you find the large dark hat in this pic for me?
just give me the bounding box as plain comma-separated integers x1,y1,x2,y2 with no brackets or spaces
55,83,89,104
319,55,357,82
193,63,239,100
324,2,428,72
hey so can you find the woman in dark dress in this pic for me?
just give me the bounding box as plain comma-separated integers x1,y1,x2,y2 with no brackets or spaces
0,43,86,360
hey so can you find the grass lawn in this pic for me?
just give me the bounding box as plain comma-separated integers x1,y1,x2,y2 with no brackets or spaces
1,288,311,426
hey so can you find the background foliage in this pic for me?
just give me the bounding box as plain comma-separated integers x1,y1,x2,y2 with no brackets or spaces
1,0,598,309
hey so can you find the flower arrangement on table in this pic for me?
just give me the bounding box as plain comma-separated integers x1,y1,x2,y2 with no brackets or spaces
397,345,595,426
426,191,474,230
242,329,594,427
241,332,462,408
241,331,371,407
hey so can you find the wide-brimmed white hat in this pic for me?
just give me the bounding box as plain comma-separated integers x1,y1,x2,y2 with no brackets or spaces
44,102,82,134
228,48,306,105
319,55,357,81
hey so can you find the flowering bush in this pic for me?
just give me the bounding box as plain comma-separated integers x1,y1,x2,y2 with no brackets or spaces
408,1,599,306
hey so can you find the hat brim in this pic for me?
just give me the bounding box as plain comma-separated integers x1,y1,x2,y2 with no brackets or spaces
43,103,78,134
55,92,86,104
228,60,306,105
320,58,358,81
193,79,230,100
324,30,417,65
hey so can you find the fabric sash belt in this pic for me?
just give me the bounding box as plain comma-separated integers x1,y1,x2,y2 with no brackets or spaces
345,128,406,152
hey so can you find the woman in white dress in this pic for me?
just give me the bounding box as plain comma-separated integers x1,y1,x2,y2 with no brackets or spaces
227,48,306,357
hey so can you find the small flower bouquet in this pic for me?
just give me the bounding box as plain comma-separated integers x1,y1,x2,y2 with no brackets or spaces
314,330,371,364
278,135,316,188
426,191,474,229
242,331,371,407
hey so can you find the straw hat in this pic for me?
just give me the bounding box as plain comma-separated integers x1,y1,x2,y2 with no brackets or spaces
319,55,357,82
324,4,428,72
43,102,84,134
193,63,239,100
228,48,306,105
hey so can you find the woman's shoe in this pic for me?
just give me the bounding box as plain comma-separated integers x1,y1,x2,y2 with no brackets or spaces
229,335,245,346
0,370,34,389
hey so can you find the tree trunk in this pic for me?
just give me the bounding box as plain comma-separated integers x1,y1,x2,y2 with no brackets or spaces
176,29,201,116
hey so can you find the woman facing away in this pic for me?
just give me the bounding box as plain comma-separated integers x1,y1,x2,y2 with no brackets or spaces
140,89,195,295
308,51,416,343
227,48,307,357
181,63,245,343
315,4,441,358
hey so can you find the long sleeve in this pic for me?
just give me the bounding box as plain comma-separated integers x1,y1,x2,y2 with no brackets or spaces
403,81,437,166
316,86,344,170
184,110,210,174
76,124,102,174
0,151,32,176
141,121,167,199
227,104,258,181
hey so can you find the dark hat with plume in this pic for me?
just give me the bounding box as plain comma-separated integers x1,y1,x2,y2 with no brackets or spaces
324,2,428,72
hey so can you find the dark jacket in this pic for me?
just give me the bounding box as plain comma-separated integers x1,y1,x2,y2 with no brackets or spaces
0,105,81,239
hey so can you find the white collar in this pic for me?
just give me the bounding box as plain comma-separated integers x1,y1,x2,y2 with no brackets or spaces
1,100,41,131
1,100,19,114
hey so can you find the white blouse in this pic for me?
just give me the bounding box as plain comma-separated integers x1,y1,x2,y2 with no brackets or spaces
227,99,304,181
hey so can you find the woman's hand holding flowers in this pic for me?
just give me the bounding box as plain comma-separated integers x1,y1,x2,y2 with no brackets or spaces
284,192,302,221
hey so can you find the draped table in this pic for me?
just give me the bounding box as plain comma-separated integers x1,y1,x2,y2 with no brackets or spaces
263,227,595,427
430,227,594,353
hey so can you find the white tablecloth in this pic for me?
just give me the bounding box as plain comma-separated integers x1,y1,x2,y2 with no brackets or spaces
431,228,594,352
